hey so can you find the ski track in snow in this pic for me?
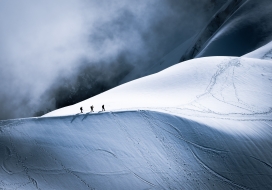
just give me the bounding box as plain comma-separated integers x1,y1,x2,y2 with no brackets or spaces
7,131,41,190
262,49,272,60
2,122,95,190
248,155,272,170
139,111,183,189
1,146,13,175
158,58,272,122
30,136,95,190
190,149,249,190
1,109,272,189
1,56,272,189
110,112,158,188
140,111,226,154
140,110,252,189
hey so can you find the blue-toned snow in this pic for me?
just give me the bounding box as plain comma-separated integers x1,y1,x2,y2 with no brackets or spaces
1,53,272,189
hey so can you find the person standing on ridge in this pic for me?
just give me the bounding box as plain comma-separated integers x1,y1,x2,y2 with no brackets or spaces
80,107,83,113
90,105,94,112
102,105,105,111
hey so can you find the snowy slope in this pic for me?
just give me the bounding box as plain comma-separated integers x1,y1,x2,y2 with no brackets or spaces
1,110,272,189
118,0,272,85
1,56,272,189
45,56,272,120
120,36,196,84
243,41,272,60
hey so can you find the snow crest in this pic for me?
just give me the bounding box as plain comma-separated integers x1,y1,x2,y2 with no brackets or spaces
1,56,272,189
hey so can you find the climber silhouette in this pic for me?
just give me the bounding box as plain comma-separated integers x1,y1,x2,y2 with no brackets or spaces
102,105,105,111
80,107,83,113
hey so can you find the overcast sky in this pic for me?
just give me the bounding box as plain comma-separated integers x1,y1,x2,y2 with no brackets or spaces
0,0,226,120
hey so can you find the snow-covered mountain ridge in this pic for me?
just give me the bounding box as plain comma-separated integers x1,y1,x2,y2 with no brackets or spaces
1,109,272,189
1,36,272,189
1,51,272,189
45,56,272,122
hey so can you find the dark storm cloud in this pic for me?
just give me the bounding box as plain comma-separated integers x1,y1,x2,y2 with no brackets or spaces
0,0,225,120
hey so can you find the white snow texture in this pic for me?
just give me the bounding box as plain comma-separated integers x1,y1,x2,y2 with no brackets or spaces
1,1,272,186
1,51,272,189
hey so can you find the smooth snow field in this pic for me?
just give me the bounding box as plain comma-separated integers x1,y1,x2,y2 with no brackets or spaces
1,56,272,189
46,56,272,120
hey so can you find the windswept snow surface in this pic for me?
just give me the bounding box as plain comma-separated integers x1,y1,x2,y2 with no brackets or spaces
1,56,272,189
1,110,272,189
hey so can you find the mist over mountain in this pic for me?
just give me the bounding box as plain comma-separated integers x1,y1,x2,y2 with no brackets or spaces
0,0,271,120
1,1,272,189
0,0,224,120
